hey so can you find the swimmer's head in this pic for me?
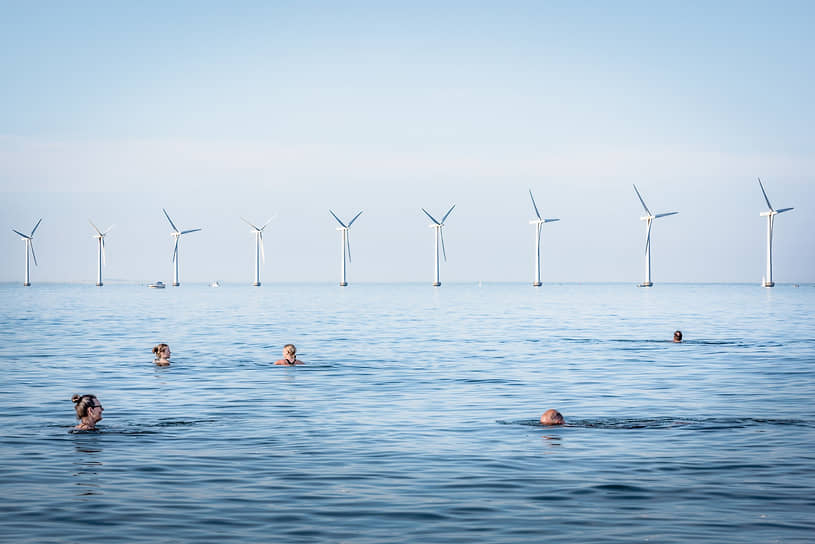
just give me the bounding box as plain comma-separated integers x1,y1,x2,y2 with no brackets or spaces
283,344,296,360
153,343,171,359
673,330,683,343
540,409,564,426
72,393,103,422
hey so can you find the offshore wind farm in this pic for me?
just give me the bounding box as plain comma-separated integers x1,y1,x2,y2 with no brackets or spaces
1,4,814,544
6,182,801,287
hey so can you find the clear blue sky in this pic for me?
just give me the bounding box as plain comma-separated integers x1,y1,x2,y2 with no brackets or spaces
2,1,813,284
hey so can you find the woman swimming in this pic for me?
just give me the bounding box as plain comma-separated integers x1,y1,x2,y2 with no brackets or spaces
274,344,304,365
153,343,171,366
72,394,104,431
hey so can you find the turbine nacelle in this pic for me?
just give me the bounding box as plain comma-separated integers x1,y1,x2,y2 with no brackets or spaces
330,209,363,284
12,218,42,268
422,205,455,265
163,208,202,265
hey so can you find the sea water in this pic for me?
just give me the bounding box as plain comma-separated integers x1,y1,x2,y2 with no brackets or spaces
1,283,813,543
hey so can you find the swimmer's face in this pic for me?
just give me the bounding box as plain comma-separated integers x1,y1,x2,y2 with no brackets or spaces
284,349,296,362
87,398,104,423
160,346,171,359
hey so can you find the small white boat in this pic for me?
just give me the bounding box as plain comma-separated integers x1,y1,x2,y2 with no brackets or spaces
210,281,221,288
148,281,166,289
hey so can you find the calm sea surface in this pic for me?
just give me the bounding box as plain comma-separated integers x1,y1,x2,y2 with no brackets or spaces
1,283,813,543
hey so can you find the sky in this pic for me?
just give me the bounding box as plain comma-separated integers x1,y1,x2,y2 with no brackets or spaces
1,1,813,284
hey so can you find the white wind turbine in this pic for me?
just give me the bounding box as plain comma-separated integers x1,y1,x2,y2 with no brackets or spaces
162,208,202,286
241,216,274,286
757,178,794,287
528,189,559,287
89,220,114,286
11,218,42,287
421,205,455,287
633,185,677,287
329,209,363,287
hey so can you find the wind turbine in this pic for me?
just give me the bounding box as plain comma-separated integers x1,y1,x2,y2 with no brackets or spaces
528,189,559,287
329,209,363,287
633,185,677,287
421,205,455,287
241,216,274,286
89,220,113,286
757,178,794,287
11,218,42,286
162,208,201,286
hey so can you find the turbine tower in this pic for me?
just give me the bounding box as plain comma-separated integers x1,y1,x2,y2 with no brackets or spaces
421,205,455,287
162,208,201,287
757,178,794,287
329,209,363,287
528,189,559,287
11,218,42,287
633,185,677,287
89,220,113,286
241,216,274,286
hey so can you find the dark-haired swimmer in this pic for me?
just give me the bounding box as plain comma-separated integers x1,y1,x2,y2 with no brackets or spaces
275,344,304,365
673,330,683,343
153,343,171,366
540,409,564,426
72,394,104,430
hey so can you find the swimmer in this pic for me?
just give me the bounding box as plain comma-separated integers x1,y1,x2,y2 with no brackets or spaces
153,343,171,366
673,330,683,343
274,344,304,365
540,409,564,426
72,394,104,430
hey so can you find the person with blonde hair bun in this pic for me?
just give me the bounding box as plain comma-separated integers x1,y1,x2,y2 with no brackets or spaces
72,394,104,430
152,343,171,366
275,344,304,365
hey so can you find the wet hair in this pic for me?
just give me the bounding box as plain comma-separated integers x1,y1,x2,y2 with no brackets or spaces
152,343,170,358
72,394,97,419
673,330,683,342
283,344,296,356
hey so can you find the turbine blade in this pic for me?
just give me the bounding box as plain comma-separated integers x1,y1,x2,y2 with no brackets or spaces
529,189,542,220
645,224,652,255
329,209,347,228
654,211,678,218
241,217,261,231
101,238,106,266
163,209,179,232
776,207,794,214
347,210,363,227
757,178,774,211
30,241,38,266
441,204,456,223
422,208,440,225
30,218,43,237
346,232,352,263
172,238,179,262
181,228,201,235
12,229,28,238
261,215,276,230
441,228,447,262
633,185,651,216
103,225,114,236
544,218,560,223
260,232,265,264
89,219,103,235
